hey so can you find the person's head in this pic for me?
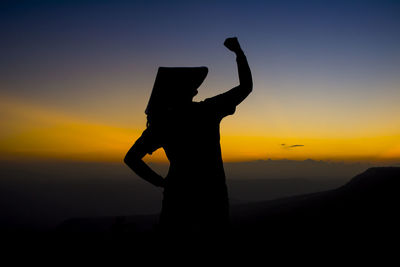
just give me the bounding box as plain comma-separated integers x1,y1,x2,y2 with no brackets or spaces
145,67,208,126
170,80,200,104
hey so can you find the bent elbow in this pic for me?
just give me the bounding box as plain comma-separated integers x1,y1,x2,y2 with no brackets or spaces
248,83,253,93
244,83,253,94
242,77,253,93
123,154,130,165
124,153,138,166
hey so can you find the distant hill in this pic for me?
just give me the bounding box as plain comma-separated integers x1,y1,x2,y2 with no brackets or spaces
57,167,400,245
231,167,400,243
2,159,371,230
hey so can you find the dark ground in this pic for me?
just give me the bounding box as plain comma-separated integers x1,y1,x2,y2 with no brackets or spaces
1,162,399,258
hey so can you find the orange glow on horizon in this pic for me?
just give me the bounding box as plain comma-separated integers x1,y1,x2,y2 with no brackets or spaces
0,94,399,164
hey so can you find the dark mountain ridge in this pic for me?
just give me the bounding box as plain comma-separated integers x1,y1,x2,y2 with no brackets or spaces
56,167,399,245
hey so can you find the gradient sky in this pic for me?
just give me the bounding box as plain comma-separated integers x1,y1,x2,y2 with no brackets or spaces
1,0,400,163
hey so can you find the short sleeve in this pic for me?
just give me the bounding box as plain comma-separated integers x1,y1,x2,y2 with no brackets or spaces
131,126,162,155
202,93,236,119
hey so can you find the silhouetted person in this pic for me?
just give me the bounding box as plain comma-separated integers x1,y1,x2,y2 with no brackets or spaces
124,37,252,236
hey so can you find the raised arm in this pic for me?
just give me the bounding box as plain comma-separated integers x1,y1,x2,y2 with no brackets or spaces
221,37,253,106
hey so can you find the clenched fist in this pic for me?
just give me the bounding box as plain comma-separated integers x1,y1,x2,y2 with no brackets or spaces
224,37,242,53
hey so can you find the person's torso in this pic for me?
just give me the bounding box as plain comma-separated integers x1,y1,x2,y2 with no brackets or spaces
161,102,226,186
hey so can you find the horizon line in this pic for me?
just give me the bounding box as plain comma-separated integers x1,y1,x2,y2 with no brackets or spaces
1,156,399,166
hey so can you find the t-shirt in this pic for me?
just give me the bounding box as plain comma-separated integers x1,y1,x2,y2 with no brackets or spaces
132,92,237,184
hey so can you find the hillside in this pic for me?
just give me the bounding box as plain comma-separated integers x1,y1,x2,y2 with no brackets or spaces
57,167,400,245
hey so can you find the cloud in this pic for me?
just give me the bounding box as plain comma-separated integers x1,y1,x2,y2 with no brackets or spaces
289,145,304,148
280,144,305,149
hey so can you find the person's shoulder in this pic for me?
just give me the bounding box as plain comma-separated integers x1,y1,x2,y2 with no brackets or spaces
197,97,218,106
191,100,206,108
194,98,216,113
199,95,236,117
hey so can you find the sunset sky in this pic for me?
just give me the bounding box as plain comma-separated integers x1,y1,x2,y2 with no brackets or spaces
1,0,399,163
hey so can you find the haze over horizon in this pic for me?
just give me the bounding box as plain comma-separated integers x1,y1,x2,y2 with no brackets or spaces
2,158,390,229
1,0,400,164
